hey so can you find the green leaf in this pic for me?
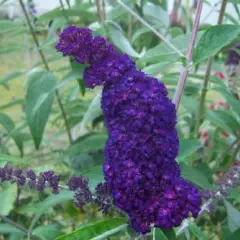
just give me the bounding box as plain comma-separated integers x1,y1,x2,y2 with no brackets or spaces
26,71,56,149
56,71,80,89
180,163,212,189
38,8,97,22
0,154,29,165
180,95,199,113
194,25,240,63
81,92,102,127
0,224,23,234
229,228,240,240
205,110,237,135
162,229,177,240
141,33,199,63
29,191,74,233
132,25,161,43
67,133,107,156
109,23,140,58
224,200,240,233
213,110,240,135
154,228,167,240
189,222,207,239
0,184,17,216
71,61,86,96
0,70,25,87
143,2,169,27
229,0,240,3
106,5,126,21
56,218,127,240
178,139,202,162
142,62,171,75
82,165,104,191
33,226,64,240
45,17,67,42
0,113,23,155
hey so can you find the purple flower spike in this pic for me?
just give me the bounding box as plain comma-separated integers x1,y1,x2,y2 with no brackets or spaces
56,25,202,234
68,176,92,208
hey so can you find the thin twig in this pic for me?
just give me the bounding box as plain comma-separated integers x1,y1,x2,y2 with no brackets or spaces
219,138,238,163
217,0,228,25
0,215,40,240
202,1,222,23
194,0,228,135
176,197,214,236
117,0,184,58
0,214,28,233
19,0,73,144
173,0,203,109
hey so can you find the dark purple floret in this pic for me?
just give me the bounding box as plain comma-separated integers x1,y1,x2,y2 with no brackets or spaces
56,25,202,234
26,169,36,180
0,166,60,194
91,36,114,62
37,171,60,194
83,52,135,88
95,182,112,213
56,26,93,63
56,25,114,65
68,176,92,208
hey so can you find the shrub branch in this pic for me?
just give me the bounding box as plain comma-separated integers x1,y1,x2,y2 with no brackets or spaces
18,0,73,144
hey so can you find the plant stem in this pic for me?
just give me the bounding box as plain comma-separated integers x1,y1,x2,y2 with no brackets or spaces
59,0,69,23
102,0,106,23
139,234,147,240
194,0,228,135
176,197,214,236
173,0,203,109
0,215,40,240
117,0,185,58
127,15,134,40
194,59,213,135
96,0,105,25
217,0,228,24
19,0,73,144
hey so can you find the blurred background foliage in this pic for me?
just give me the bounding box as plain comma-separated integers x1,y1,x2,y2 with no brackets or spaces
0,0,240,239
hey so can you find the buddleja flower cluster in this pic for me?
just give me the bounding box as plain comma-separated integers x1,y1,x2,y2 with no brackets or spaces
56,25,202,233
0,165,106,211
0,166,60,194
